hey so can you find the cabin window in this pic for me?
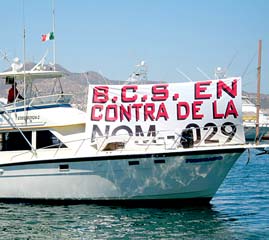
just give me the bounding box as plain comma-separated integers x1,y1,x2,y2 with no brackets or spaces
128,160,140,166
0,131,32,151
36,130,66,149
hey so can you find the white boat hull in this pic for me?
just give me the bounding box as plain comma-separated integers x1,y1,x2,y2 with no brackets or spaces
0,148,244,204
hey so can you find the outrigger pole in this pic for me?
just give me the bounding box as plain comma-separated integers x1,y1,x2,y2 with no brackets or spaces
255,40,262,144
52,0,56,71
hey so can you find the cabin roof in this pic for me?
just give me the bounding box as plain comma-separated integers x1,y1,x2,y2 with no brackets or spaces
0,70,63,81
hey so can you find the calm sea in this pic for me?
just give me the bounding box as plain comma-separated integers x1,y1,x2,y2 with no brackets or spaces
0,151,268,240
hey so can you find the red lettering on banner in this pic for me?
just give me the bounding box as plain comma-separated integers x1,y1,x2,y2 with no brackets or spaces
90,80,239,123
132,104,143,121
225,100,238,118
144,103,155,121
177,102,190,120
122,85,138,102
195,81,212,99
212,101,224,119
93,86,109,103
151,84,169,101
105,105,118,121
91,105,103,121
192,101,204,119
120,105,131,121
156,103,169,120
217,80,237,98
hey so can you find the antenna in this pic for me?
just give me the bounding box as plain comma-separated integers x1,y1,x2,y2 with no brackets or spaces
98,70,109,85
31,50,48,71
0,50,11,64
196,67,211,79
126,60,148,83
225,51,238,74
176,68,193,82
83,72,90,85
242,52,256,78
52,0,56,70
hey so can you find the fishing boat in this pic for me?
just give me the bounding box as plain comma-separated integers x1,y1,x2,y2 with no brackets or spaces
242,95,269,141
0,56,249,205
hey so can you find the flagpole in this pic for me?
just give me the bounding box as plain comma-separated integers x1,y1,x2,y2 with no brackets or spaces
52,0,56,71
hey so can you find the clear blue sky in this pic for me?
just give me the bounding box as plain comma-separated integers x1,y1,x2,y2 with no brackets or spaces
1,0,269,93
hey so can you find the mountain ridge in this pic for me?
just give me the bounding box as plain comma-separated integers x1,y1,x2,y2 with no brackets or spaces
0,62,268,111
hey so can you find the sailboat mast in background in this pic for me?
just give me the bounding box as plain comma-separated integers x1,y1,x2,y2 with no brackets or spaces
255,40,262,144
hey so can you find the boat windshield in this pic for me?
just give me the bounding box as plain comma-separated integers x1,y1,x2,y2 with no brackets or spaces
0,57,72,108
5,93,73,108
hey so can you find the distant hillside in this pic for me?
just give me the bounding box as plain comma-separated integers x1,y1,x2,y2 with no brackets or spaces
1,63,268,111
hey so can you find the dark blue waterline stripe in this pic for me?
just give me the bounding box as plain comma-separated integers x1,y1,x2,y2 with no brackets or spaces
0,197,212,206
6,103,71,113
185,156,223,163
0,148,244,167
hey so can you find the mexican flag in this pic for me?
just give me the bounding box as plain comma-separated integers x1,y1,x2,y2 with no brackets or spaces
41,32,54,42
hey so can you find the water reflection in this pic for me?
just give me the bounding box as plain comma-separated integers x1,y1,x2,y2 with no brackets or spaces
0,203,237,239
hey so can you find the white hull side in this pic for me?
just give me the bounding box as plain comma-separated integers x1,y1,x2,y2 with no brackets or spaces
0,150,243,201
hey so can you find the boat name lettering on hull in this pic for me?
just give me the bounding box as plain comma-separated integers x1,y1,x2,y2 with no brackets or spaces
16,115,40,121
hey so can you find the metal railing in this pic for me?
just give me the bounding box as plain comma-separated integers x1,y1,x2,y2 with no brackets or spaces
5,94,73,109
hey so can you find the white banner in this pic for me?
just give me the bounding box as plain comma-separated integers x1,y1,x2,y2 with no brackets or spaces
86,77,245,146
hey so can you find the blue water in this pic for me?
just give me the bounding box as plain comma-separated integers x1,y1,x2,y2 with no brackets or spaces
0,151,268,239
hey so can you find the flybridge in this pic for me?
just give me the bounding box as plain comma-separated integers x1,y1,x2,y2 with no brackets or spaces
0,54,63,82
0,69,63,81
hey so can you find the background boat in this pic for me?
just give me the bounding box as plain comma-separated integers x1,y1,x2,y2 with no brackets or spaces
242,95,269,141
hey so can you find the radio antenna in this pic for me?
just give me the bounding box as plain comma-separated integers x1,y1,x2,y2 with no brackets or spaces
176,68,193,82
196,67,211,79
52,0,56,70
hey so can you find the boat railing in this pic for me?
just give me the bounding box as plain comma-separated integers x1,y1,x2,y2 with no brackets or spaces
9,123,246,160
92,130,191,152
5,94,73,109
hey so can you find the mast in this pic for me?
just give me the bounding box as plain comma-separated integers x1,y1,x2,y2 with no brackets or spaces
255,40,262,144
51,0,62,93
23,27,26,105
22,0,26,109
